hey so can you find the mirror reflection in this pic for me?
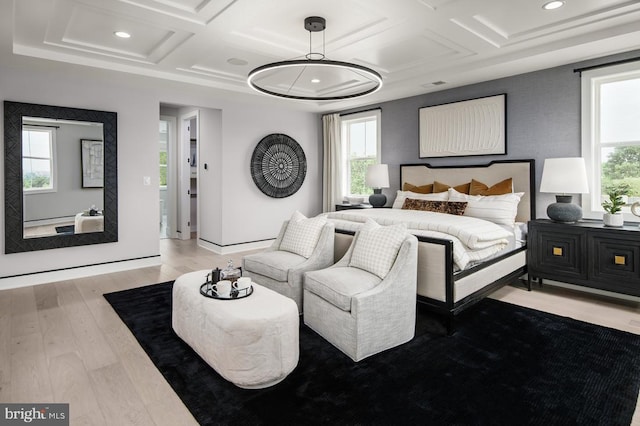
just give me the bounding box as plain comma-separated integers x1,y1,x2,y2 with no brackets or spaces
4,100,117,254
22,117,104,238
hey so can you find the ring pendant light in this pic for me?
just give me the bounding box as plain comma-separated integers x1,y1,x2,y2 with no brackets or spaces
247,17,383,101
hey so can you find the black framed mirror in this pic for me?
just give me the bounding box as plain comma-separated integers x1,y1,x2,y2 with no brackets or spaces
4,101,118,253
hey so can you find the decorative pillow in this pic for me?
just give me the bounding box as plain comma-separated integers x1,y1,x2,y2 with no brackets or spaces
350,219,408,279
392,190,449,209
433,181,471,194
402,199,468,215
448,188,524,226
279,211,327,258
469,178,513,196
402,182,433,194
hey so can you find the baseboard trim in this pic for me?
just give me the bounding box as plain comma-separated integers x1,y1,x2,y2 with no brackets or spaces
197,238,273,255
532,277,640,303
0,255,162,290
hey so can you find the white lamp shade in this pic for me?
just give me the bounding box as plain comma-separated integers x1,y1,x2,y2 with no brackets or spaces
540,157,589,194
365,164,389,188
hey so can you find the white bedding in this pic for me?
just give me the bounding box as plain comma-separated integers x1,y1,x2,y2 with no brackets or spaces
325,209,513,270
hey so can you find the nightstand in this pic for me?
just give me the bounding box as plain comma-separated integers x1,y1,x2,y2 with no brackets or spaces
528,219,640,297
335,204,373,211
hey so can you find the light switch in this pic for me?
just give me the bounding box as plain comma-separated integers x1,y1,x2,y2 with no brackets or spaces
143,176,151,186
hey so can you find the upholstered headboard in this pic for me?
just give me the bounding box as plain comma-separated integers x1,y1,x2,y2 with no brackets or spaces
399,159,535,223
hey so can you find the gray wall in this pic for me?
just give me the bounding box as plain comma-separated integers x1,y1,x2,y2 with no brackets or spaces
333,48,640,219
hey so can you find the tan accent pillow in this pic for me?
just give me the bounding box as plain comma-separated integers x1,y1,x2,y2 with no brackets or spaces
401,199,468,216
469,178,513,196
402,182,433,194
433,181,471,194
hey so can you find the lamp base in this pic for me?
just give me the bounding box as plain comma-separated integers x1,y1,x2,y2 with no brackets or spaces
369,189,387,208
547,195,582,223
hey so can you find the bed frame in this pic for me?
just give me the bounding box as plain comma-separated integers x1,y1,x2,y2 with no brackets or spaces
333,159,536,333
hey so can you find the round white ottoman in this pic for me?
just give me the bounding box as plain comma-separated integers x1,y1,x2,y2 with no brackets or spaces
172,270,299,389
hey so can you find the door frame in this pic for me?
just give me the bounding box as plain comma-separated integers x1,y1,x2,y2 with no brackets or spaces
160,115,177,239
179,111,199,240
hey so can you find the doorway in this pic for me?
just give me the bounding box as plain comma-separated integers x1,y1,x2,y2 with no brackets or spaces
159,115,177,239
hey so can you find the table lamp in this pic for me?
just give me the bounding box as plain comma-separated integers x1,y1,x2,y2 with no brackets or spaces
366,164,389,207
539,157,589,223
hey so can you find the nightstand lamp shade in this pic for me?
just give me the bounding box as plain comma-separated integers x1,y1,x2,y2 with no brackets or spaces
366,164,389,207
540,157,589,223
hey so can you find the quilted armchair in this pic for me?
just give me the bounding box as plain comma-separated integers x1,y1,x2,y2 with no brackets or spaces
303,220,418,361
242,214,335,313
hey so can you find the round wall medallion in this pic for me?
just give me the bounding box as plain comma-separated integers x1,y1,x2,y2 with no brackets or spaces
250,134,307,198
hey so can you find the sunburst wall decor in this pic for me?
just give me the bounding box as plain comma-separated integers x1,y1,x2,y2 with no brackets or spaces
250,133,306,198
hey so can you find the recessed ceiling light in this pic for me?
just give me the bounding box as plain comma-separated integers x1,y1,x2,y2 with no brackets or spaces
227,58,248,66
311,78,321,84
114,31,131,39
542,1,565,10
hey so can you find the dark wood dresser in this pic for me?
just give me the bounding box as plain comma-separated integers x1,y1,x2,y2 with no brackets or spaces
528,219,640,297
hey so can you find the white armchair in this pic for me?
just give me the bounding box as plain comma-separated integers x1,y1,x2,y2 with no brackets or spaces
303,221,418,362
242,216,335,313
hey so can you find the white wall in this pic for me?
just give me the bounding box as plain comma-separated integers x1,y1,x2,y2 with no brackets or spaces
160,101,320,250
0,54,320,283
219,103,320,246
197,107,223,245
0,59,161,281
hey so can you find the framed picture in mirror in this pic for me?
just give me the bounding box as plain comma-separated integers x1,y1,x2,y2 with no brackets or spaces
81,139,104,188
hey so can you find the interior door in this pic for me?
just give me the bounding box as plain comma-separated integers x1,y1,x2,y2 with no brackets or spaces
178,112,198,240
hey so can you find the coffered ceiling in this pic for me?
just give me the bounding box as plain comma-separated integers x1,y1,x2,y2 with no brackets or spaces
6,0,640,111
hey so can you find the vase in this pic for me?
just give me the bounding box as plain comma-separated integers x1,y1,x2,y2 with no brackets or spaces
547,195,582,223
603,212,624,227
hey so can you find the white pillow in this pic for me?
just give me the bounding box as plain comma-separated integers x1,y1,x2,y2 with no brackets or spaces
392,190,449,209
279,211,327,258
350,219,408,279
448,188,524,226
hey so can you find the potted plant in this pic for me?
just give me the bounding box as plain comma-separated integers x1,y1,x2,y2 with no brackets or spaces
602,183,630,227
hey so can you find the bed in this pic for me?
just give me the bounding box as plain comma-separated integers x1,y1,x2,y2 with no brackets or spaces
326,159,535,333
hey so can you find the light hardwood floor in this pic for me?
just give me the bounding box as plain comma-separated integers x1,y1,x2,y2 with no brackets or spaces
1,238,639,425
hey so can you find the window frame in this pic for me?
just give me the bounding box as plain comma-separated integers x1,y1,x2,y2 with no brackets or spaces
159,120,168,190
581,61,640,223
22,125,57,195
340,110,382,197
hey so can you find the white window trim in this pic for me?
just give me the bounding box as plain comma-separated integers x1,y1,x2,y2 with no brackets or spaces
581,61,640,223
22,126,57,195
340,109,382,197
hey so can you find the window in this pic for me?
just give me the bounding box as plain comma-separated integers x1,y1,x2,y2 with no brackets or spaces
22,126,56,193
159,120,168,188
341,110,381,196
581,62,640,221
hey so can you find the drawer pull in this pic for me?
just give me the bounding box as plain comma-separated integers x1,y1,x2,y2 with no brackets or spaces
552,247,563,256
614,255,626,266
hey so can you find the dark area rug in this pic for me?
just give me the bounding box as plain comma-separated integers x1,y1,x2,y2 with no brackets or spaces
104,282,640,425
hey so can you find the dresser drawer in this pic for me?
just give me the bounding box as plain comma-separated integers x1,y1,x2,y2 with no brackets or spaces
529,225,587,280
589,234,640,295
